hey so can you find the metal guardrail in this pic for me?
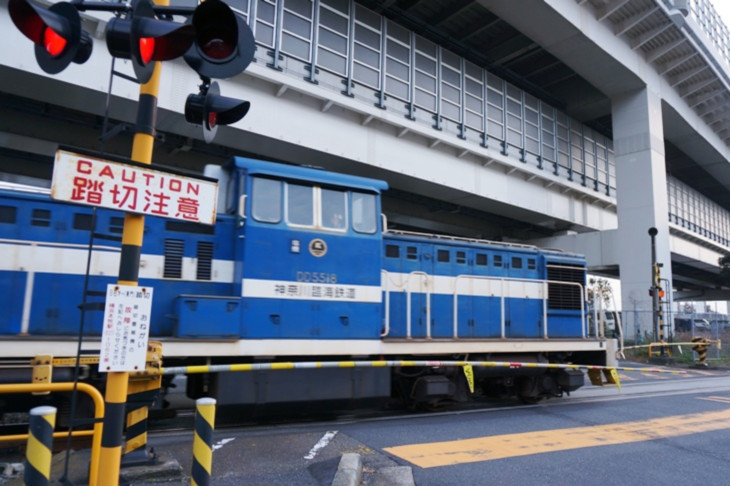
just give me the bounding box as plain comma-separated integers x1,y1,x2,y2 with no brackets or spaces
0,382,104,486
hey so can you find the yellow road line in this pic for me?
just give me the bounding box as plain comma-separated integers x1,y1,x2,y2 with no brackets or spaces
641,372,669,379
384,408,730,468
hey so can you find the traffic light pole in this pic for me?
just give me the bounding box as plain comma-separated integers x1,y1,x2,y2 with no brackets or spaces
97,35,163,486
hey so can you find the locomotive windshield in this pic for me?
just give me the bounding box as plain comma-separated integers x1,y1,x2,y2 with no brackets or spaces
251,177,282,223
249,176,377,234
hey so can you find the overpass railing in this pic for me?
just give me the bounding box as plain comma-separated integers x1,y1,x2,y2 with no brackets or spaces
228,0,617,197
687,0,730,70
222,0,730,247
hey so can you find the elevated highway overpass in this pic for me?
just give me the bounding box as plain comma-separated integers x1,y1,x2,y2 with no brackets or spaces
2,0,730,332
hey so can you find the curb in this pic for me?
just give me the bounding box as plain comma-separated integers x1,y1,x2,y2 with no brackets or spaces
331,453,362,486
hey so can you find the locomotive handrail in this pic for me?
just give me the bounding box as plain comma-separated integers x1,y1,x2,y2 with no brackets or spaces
0,181,51,195
545,280,587,338
385,229,543,251
0,237,121,252
406,271,431,339
381,269,391,337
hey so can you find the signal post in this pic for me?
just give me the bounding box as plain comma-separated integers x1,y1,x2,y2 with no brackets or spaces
98,56,161,485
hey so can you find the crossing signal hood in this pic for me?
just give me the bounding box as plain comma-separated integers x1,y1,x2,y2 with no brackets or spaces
9,0,93,74
106,0,196,84
185,80,250,143
183,0,256,79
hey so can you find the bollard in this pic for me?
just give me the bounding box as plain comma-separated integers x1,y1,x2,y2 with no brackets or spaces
692,337,710,367
191,398,216,486
24,406,57,486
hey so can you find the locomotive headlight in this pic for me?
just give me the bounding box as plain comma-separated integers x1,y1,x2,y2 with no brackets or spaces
291,239,300,253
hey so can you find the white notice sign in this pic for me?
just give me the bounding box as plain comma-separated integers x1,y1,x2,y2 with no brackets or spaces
99,284,154,372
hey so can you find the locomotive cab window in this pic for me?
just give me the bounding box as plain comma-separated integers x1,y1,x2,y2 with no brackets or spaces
252,178,282,223
287,183,314,226
250,176,379,234
352,192,376,234
321,188,347,231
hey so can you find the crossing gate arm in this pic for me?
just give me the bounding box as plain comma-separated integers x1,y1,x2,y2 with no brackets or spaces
162,359,687,380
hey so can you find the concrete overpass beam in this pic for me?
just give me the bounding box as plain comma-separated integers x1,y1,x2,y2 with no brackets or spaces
612,86,672,332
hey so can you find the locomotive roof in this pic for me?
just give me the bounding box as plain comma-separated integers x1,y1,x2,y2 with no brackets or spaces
229,157,389,193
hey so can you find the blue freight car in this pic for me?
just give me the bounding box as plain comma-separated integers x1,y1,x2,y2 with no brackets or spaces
0,157,614,407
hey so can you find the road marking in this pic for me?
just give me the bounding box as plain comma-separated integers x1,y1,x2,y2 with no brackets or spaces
384,408,730,468
304,431,338,460
698,396,730,404
212,438,235,451
641,372,669,379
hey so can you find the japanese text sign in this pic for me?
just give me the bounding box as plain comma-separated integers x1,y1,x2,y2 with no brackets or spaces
99,284,154,372
52,150,218,224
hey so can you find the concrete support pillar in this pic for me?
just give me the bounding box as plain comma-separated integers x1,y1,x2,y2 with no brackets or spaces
612,87,672,336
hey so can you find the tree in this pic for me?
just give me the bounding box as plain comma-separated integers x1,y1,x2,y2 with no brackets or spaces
719,253,730,286
588,277,613,309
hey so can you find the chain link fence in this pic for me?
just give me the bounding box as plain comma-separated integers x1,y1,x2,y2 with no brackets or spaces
617,309,728,364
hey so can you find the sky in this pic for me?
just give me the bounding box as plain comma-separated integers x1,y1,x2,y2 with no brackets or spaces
710,0,730,23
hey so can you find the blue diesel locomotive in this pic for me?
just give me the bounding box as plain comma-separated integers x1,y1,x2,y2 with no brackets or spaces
0,157,614,408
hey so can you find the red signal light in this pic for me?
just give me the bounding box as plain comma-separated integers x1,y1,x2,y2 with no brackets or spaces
9,0,92,74
185,80,250,143
201,36,235,60
43,27,67,57
139,37,155,65
106,0,195,84
184,0,255,79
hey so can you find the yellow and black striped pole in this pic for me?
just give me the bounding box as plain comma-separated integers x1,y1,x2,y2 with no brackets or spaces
98,9,165,483
692,337,710,367
24,405,57,486
191,398,217,486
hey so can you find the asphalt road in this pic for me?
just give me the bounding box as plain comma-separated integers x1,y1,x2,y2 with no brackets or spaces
132,364,730,485
4,363,730,485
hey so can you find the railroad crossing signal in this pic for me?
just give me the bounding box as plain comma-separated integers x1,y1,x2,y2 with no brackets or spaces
185,79,250,142
10,0,255,141
183,0,256,79
9,0,256,82
106,0,196,84
8,0,93,74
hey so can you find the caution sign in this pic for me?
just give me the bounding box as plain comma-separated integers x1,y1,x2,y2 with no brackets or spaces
51,149,218,225
99,284,154,372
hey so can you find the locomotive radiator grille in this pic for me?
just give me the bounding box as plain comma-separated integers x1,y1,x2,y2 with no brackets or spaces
196,241,214,280
546,264,585,310
164,238,184,279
